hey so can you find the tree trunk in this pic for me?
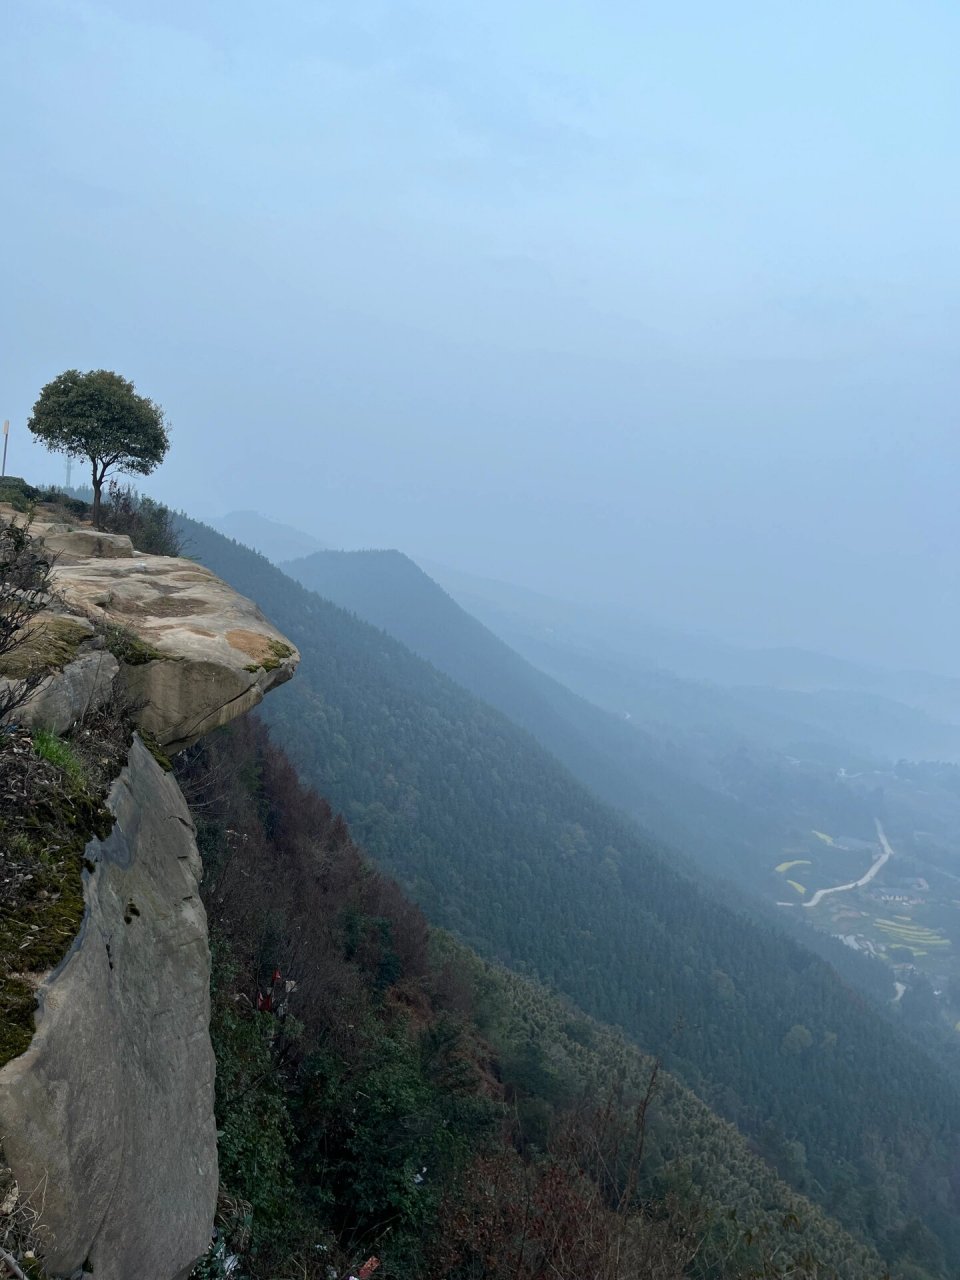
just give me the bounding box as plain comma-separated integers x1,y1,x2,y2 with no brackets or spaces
92,465,103,530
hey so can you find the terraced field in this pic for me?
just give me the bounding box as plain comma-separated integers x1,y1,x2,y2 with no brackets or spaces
873,916,950,955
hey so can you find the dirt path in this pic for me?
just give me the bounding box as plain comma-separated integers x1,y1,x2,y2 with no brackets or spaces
804,819,892,909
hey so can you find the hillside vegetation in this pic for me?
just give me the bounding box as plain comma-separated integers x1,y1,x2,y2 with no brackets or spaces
182,516,960,1277
183,716,885,1279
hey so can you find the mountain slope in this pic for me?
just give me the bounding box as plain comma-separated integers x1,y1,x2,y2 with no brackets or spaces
186,715,885,1279
183,517,960,1275
275,551,944,1023
280,548,803,884
281,553,960,1037
281,549,909,935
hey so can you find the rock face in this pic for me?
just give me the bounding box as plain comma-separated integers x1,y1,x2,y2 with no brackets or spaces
0,740,217,1280
53,551,298,751
0,507,300,1278
17,648,121,735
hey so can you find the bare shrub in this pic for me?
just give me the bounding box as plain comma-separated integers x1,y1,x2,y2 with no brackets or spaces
0,517,54,722
0,1150,47,1279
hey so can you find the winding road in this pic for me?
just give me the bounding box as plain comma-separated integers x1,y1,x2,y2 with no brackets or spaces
804,819,893,909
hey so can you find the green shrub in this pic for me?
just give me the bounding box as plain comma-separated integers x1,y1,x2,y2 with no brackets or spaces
0,476,42,512
32,728,86,787
37,485,89,518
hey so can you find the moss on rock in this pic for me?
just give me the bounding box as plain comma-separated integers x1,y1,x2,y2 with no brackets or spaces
0,726,121,1069
100,623,169,667
0,615,92,679
243,639,295,675
140,729,173,773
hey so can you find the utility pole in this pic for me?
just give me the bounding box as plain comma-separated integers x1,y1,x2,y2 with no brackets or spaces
65,455,72,489
1,421,8,478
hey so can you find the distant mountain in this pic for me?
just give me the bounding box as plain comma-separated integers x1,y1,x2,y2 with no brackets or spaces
423,561,960,762
180,516,960,1271
210,510,326,564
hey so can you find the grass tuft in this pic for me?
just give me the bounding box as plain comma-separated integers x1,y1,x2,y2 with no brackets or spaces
32,728,86,787
0,616,91,680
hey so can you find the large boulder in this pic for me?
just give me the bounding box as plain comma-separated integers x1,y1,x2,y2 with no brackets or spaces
51,554,298,752
0,738,218,1280
0,612,120,734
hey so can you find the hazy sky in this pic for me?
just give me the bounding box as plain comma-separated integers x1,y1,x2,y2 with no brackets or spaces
2,1,958,672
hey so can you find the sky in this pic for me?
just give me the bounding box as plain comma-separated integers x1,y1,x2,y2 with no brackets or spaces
1,1,959,672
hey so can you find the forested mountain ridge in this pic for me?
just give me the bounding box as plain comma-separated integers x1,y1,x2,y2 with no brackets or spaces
181,515,960,1277
280,548,781,883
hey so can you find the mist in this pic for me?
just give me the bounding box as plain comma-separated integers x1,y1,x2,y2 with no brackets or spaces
2,0,958,672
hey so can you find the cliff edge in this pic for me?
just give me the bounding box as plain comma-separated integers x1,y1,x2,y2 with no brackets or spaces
0,503,299,1279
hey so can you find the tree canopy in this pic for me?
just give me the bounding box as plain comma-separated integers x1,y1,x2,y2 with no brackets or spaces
28,369,169,527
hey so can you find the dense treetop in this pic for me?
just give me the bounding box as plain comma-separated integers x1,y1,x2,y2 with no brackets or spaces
28,370,168,526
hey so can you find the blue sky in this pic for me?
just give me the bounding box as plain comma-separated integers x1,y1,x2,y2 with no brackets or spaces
2,1,959,669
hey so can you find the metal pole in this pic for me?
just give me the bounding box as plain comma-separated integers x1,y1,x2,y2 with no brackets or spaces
1,421,8,478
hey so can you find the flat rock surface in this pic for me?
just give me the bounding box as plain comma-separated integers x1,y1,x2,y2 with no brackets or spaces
52,550,299,750
0,505,135,564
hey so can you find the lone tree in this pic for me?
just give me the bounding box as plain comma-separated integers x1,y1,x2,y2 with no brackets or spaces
28,369,169,528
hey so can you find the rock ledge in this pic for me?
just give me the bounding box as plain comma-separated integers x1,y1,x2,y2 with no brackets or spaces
1,505,299,750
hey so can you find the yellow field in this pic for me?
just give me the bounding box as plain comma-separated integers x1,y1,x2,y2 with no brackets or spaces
813,830,837,847
787,880,806,895
776,859,812,874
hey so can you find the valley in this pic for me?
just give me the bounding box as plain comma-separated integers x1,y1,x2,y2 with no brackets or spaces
420,558,960,1031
